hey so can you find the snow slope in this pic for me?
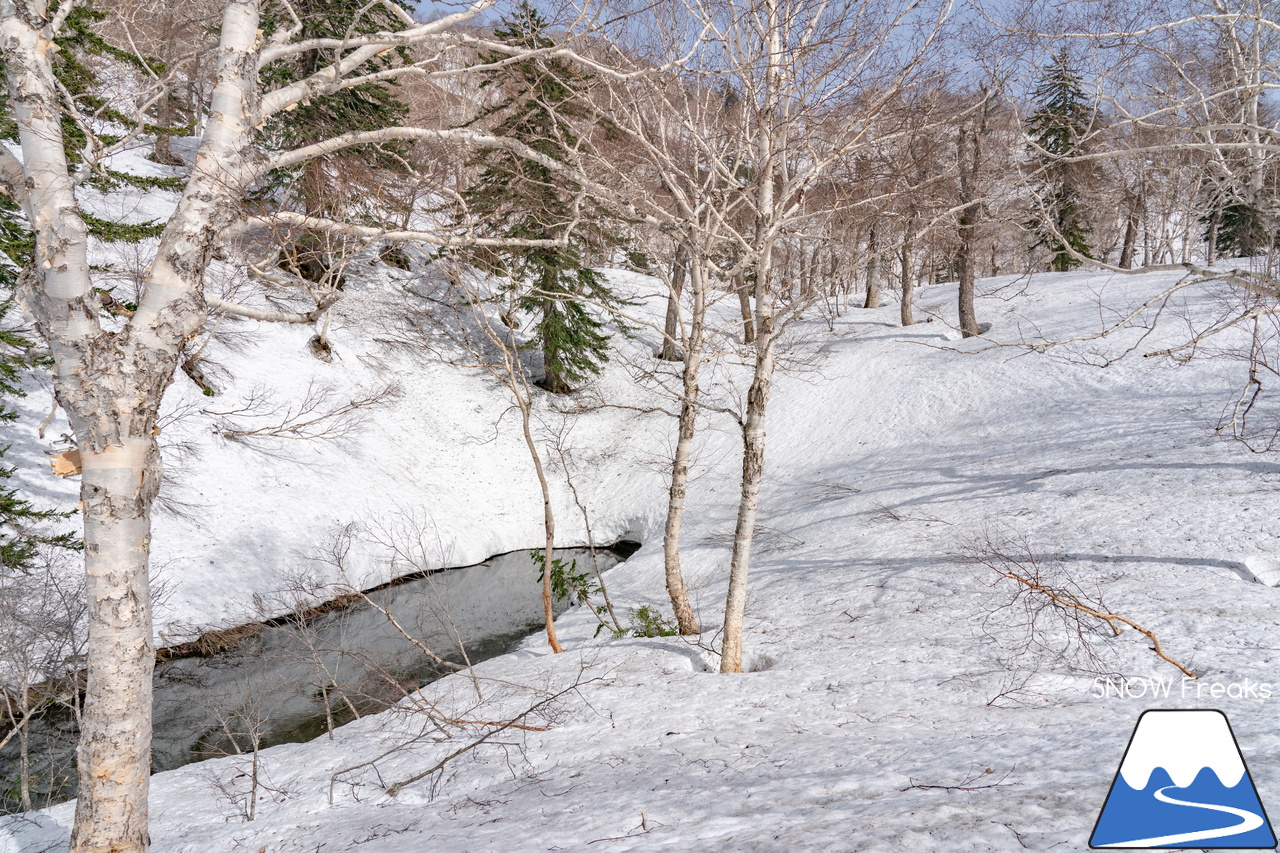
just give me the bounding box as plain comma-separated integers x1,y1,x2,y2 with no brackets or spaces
8,256,1280,852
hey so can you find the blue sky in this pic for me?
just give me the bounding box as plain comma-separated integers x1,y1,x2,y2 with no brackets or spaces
414,0,511,27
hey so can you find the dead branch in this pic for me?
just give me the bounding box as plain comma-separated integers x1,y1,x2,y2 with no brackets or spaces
383,681,582,798
963,531,1197,679
904,765,1017,792
206,381,399,443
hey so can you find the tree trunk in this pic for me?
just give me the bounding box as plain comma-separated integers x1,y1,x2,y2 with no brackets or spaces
662,257,706,635
508,318,564,654
18,699,31,812
150,93,184,167
957,248,977,337
541,301,571,393
148,8,187,167
722,0,782,672
1205,205,1220,266
957,234,978,337
736,271,755,344
956,122,980,338
798,245,810,300
721,307,776,673
1,3,263,849
659,245,686,361
723,5,780,665
1120,200,1140,269
72,439,161,853
519,383,563,654
900,223,915,327
862,227,881,309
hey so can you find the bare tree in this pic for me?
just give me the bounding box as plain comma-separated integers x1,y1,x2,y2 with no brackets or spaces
0,1,614,848
659,243,689,361
553,17,759,636
962,527,1197,692
689,0,953,673
957,88,998,338
95,0,223,166
0,550,85,814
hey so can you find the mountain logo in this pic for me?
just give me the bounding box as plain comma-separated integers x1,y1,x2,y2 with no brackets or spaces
1091,709,1277,849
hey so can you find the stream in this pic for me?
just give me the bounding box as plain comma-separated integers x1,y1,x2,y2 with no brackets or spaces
0,541,638,812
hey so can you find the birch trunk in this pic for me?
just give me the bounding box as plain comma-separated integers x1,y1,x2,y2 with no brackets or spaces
72,440,161,853
662,257,706,635
721,287,776,673
722,0,779,674
659,245,687,361
532,431,564,654
736,271,755,344
900,223,915,327
510,342,564,653
506,323,563,653
956,123,980,339
862,227,881,309
1,2,262,848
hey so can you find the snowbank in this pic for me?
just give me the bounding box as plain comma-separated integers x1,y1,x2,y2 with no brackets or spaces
8,240,1280,851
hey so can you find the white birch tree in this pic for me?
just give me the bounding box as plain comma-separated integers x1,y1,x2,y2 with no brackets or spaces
572,0,957,652
0,1,591,849
692,0,954,672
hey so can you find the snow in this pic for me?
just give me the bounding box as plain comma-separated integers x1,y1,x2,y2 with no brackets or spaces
8,229,1280,851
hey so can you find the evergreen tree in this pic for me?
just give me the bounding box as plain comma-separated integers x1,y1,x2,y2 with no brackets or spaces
1197,26,1278,263
0,4,177,309
1203,192,1272,259
454,1,626,393
0,203,77,571
0,305,78,572
258,0,413,283
0,5,186,197
1026,51,1096,272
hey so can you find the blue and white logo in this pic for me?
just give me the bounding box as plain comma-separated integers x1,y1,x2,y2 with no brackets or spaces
1091,709,1276,848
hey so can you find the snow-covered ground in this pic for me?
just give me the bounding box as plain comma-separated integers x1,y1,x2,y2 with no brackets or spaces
8,253,1280,852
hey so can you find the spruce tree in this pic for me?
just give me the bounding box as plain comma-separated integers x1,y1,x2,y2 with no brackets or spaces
1026,51,1096,272
257,0,413,283
454,1,626,393
1203,193,1272,259
0,5,187,197
0,203,77,571
0,308,78,572
0,4,177,302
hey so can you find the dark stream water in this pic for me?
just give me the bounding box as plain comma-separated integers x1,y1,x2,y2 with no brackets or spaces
0,542,638,812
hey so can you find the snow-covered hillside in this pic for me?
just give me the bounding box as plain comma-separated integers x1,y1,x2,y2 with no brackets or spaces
8,259,1280,852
